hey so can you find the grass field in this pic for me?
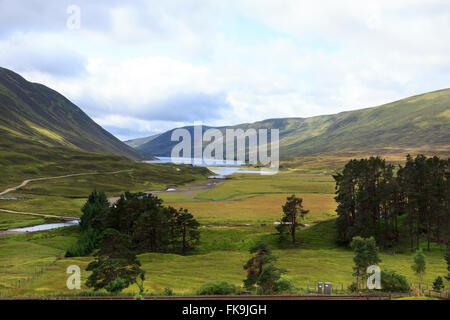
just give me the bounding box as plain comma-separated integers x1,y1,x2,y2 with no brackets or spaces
158,173,337,225
0,211,49,230
0,170,448,298
0,162,211,217
1,221,447,296
165,193,336,225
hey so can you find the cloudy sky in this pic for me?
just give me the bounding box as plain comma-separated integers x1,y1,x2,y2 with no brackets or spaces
1,0,449,140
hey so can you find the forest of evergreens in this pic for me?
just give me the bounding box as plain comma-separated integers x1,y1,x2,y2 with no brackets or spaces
334,155,449,250
66,191,200,257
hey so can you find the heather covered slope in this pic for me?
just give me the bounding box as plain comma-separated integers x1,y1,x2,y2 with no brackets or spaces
0,67,146,160
128,89,450,160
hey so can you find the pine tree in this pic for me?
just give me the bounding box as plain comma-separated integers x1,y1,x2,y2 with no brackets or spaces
350,236,381,290
335,155,449,251
86,228,145,293
65,190,110,257
176,208,200,255
276,195,309,244
243,242,277,291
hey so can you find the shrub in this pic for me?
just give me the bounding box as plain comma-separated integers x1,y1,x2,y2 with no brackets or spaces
164,286,173,296
432,276,444,292
105,277,127,293
274,278,295,294
196,281,237,295
381,270,410,292
348,282,358,292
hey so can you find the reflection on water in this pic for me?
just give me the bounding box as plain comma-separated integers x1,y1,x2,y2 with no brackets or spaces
208,167,259,176
145,157,259,176
8,220,79,233
145,157,244,166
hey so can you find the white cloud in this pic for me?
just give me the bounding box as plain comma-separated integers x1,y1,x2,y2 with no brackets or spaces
1,0,449,140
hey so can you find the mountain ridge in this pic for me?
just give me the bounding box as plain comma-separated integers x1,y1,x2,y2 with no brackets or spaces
0,67,147,160
127,88,450,160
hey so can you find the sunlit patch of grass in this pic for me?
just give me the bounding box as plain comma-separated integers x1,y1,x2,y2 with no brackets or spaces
170,193,336,225
0,196,86,217
194,175,335,201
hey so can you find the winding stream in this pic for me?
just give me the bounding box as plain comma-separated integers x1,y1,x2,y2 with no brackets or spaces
1,220,79,236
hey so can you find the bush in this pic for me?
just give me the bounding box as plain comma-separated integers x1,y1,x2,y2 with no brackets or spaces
432,276,445,292
274,278,295,294
164,286,173,296
196,281,237,295
105,277,127,293
381,270,410,292
347,282,358,292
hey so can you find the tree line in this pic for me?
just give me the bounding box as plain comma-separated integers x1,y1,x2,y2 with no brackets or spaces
66,191,200,257
334,154,449,250
66,191,200,293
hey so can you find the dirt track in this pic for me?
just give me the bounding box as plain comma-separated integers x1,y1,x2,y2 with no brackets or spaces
107,179,224,205
0,170,132,197
0,170,133,222
0,208,79,221
0,174,224,224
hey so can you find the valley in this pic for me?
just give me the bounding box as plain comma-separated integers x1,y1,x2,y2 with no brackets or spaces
0,67,448,300
0,167,447,297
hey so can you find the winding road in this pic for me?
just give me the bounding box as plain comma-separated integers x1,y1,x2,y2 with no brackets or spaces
0,170,132,196
0,170,223,221
0,170,133,221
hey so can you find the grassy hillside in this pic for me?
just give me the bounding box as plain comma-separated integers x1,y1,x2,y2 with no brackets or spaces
0,67,146,160
124,134,161,149
128,89,450,163
0,67,214,192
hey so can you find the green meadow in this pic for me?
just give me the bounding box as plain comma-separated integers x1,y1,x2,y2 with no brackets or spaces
0,169,448,297
0,211,50,230
0,162,211,217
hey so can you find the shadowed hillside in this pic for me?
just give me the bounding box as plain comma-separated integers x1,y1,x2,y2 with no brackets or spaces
0,67,146,160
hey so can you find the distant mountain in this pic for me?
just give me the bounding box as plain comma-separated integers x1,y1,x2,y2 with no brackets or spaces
127,89,450,160
124,134,161,149
0,67,146,160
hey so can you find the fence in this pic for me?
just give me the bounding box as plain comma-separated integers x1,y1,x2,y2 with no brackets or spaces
425,290,450,299
299,282,450,299
0,256,61,298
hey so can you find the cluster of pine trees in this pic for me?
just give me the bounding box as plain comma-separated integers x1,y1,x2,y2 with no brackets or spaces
334,155,449,250
66,191,200,257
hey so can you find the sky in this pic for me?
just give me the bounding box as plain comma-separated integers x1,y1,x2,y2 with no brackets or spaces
0,0,449,141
